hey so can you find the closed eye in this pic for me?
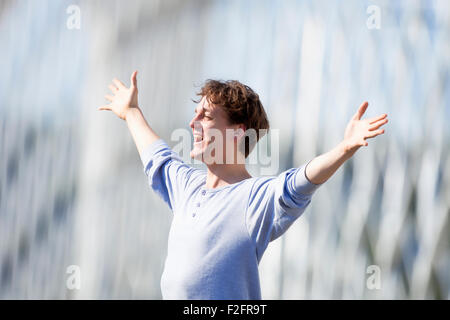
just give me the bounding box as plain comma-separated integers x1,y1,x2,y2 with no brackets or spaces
194,109,212,120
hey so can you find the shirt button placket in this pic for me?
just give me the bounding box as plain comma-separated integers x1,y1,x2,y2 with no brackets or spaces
193,190,206,218
192,203,200,218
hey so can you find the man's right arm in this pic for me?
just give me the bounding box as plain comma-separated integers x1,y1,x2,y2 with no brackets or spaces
125,107,160,157
99,70,161,159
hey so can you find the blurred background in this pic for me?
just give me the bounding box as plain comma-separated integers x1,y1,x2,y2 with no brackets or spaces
0,0,449,299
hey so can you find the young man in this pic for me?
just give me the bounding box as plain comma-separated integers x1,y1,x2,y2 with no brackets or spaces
99,71,388,299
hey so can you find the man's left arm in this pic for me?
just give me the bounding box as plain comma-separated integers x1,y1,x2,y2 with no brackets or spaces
305,101,388,185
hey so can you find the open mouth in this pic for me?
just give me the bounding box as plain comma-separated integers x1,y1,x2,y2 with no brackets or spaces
194,134,203,144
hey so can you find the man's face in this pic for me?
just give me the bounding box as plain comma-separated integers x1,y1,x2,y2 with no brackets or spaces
189,97,244,164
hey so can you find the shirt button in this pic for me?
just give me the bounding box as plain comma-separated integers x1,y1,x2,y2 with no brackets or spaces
201,190,206,196
196,203,200,207
192,213,196,217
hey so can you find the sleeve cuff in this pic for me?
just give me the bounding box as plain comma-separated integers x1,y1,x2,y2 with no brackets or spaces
294,160,323,195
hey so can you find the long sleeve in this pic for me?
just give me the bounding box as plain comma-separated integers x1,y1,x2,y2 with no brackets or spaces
140,139,201,212
245,162,322,261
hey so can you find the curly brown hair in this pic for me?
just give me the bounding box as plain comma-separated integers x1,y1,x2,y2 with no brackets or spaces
192,80,270,158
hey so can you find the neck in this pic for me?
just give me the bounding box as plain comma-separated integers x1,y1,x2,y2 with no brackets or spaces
205,163,252,189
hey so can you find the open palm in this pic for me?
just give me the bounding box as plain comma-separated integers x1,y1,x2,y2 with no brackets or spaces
99,71,139,120
344,101,388,153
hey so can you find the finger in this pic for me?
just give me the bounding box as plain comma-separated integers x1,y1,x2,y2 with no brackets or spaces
104,94,114,102
369,118,388,131
112,78,126,89
108,84,118,94
98,105,111,111
365,129,385,139
130,70,138,88
357,139,368,147
353,101,369,120
368,113,387,124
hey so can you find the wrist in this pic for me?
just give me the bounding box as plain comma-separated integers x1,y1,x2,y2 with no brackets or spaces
125,106,141,121
340,139,357,160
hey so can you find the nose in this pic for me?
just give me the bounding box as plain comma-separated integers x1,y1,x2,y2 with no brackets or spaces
189,118,196,131
190,115,202,133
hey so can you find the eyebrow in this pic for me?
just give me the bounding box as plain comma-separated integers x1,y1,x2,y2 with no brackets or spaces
195,106,212,114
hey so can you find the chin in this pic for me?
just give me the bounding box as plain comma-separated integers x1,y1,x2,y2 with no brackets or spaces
190,149,202,161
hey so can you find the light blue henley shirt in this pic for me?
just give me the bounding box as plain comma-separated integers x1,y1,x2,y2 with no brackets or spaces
140,139,322,299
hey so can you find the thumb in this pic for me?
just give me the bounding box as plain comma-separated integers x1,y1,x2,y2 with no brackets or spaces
131,70,138,88
353,101,368,120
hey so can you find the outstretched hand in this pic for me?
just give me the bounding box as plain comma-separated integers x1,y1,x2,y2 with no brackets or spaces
343,101,388,155
99,71,139,120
